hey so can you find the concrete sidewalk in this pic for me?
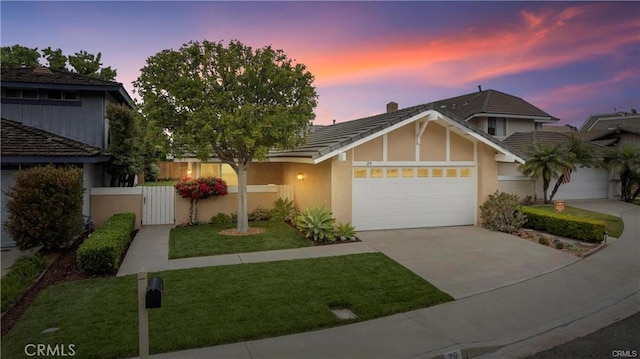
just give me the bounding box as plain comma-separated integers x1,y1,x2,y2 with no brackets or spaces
117,226,377,276
124,200,639,359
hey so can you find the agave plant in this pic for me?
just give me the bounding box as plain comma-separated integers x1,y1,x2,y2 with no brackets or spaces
271,197,297,222
335,222,356,240
296,206,335,242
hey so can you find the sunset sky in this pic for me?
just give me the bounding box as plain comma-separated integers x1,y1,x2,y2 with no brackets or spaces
2,1,638,127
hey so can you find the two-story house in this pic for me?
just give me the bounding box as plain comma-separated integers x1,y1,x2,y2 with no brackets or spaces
1,67,134,247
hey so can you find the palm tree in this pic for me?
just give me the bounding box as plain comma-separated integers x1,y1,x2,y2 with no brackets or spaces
519,143,573,204
604,144,640,202
548,136,597,202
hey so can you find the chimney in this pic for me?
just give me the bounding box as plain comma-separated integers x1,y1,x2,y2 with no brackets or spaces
386,101,398,113
477,85,482,92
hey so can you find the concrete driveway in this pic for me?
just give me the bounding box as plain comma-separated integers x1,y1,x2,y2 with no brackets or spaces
358,225,578,299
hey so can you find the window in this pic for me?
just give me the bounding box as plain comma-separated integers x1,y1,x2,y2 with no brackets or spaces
4,88,38,98
432,168,443,177
460,168,471,177
446,168,457,177
353,168,367,178
201,163,220,177
417,168,429,177
402,168,414,178
387,168,398,178
47,90,77,100
488,118,506,136
221,164,238,185
371,168,383,178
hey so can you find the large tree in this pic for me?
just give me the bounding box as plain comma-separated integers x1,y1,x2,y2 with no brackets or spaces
1,44,117,81
519,143,574,204
134,40,317,232
105,103,144,187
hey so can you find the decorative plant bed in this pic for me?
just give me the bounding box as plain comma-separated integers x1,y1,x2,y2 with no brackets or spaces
513,228,605,258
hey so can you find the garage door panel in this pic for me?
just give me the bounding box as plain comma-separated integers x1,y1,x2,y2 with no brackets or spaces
352,167,475,230
553,168,608,200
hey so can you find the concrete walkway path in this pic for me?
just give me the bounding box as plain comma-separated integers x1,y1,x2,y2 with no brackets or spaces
123,200,639,359
117,226,376,276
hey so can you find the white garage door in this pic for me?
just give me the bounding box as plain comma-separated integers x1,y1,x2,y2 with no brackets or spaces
352,167,475,231
1,170,17,247
553,167,609,200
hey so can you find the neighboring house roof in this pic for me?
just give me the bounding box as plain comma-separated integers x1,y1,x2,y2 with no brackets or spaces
0,118,110,163
579,111,640,131
1,67,133,106
432,89,558,123
270,100,526,164
503,131,608,160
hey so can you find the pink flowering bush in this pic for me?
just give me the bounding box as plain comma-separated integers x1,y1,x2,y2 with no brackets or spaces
175,177,228,225
174,177,228,199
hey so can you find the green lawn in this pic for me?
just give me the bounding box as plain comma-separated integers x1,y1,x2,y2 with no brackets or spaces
532,205,624,238
1,253,453,358
169,220,313,259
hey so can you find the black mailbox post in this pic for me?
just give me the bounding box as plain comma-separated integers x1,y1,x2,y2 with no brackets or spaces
145,277,163,309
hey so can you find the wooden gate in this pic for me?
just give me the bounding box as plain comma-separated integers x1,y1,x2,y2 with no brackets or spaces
142,186,175,225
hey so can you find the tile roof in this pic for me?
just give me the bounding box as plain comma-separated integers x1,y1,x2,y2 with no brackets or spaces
432,89,558,121
1,67,119,87
503,131,607,159
579,112,640,131
1,118,108,159
270,89,550,161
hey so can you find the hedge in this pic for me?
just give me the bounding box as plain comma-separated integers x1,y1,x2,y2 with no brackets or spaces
521,207,606,243
76,213,136,274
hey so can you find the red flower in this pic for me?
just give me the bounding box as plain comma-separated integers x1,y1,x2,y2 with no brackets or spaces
174,176,228,200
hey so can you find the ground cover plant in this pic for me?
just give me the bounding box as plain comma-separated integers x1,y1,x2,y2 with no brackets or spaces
169,220,313,258
526,205,623,238
1,253,453,358
1,255,50,312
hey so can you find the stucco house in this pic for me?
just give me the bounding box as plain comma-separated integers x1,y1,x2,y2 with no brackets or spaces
164,89,567,230
0,67,134,247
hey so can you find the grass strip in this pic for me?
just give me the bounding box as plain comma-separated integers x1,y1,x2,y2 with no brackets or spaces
1,253,453,358
169,220,313,259
1,254,49,312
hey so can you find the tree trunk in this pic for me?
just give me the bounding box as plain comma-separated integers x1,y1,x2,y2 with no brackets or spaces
543,178,550,204
548,173,568,203
236,165,249,232
190,198,198,225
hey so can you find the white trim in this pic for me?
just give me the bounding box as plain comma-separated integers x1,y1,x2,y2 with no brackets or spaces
316,109,526,165
91,187,143,195
498,175,531,181
352,161,476,167
495,153,518,162
473,165,478,225
382,134,388,162
445,127,451,162
313,110,440,164
266,157,315,164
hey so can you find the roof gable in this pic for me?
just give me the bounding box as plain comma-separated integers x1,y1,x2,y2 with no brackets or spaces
503,131,607,159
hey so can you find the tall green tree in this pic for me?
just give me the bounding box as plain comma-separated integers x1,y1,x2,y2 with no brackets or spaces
519,143,574,204
0,44,117,81
548,136,597,202
105,103,144,187
604,144,640,202
135,40,318,232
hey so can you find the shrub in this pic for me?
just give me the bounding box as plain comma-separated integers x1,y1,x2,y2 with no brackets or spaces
4,165,84,250
248,206,271,221
76,213,136,274
555,241,565,249
175,176,228,225
335,222,356,239
296,206,335,242
211,212,233,225
479,191,527,233
271,197,297,222
538,237,550,245
521,206,606,243
1,255,49,312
